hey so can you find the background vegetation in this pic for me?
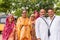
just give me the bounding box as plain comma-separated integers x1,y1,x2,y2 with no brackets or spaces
0,0,60,17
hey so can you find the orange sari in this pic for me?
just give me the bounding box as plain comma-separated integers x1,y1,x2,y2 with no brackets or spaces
16,17,31,40
29,20,37,40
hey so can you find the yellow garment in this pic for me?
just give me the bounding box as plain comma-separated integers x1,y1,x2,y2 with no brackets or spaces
29,20,35,30
16,17,31,40
29,20,37,40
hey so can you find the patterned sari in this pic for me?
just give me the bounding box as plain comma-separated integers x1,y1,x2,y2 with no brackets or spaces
29,19,37,40
16,17,31,40
2,15,15,40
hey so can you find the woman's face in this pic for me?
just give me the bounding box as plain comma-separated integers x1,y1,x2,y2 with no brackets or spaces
34,12,39,18
30,16,35,21
8,16,14,23
22,11,27,18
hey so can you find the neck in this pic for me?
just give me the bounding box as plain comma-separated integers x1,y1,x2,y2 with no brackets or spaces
50,15,54,20
40,15,45,17
31,19,35,21
22,16,27,18
9,22,12,24
50,17,53,20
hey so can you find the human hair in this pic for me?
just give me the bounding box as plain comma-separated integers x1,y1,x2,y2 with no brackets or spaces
48,8,54,11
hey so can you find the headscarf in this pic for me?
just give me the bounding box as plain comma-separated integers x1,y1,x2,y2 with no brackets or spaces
34,10,39,19
2,14,15,40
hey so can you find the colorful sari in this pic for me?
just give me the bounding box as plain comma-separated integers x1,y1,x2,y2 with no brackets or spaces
2,15,15,40
29,19,37,40
16,17,31,40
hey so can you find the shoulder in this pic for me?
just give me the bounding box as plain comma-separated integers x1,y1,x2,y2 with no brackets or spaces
18,17,21,19
17,17,22,21
35,17,42,22
26,17,29,21
19,17,22,18
55,15,60,20
36,17,41,20
56,15,60,18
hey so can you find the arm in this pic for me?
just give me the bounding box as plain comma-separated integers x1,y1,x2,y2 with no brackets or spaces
35,19,41,40
16,18,21,39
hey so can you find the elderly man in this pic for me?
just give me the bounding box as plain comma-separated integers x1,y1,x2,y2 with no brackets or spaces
35,9,48,40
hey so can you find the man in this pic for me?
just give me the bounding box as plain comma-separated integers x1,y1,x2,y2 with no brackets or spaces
16,10,31,40
47,8,60,40
35,9,48,40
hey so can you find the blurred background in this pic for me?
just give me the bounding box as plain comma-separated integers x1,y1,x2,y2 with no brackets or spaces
0,0,60,40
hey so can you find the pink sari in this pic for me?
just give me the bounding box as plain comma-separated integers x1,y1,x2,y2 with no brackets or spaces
2,15,15,40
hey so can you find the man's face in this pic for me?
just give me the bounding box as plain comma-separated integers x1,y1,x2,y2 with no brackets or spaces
22,11,27,18
48,9,54,17
39,9,46,17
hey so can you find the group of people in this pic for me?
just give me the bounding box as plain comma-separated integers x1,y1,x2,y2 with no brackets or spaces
2,8,60,40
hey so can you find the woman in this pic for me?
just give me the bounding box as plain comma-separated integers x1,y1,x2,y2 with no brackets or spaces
34,10,39,19
29,14,37,40
2,14,15,40
16,10,31,40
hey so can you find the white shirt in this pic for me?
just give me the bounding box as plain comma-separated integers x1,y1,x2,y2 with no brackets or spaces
47,15,60,40
35,17,48,40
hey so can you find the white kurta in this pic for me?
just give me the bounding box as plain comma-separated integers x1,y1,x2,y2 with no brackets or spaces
35,17,48,40
47,15,60,40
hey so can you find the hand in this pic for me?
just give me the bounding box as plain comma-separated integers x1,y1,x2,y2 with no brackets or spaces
37,38,41,40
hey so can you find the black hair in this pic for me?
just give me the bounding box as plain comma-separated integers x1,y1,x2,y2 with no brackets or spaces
48,8,54,11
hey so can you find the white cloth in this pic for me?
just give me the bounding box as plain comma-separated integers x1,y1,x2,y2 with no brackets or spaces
47,15,60,40
35,17,48,40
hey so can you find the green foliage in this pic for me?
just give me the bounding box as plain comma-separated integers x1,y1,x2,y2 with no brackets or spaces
0,0,60,16
14,8,22,17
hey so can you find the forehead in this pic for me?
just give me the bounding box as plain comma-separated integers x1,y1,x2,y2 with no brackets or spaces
9,15,13,18
40,9,45,12
23,10,27,13
22,11,27,14
30,16,35,18
48,9,53,12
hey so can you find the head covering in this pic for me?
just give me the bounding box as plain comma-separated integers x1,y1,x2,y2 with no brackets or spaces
34,10,39,14
34,10,39,19
30,14,35,21
31,14,35,17
2,14,15,40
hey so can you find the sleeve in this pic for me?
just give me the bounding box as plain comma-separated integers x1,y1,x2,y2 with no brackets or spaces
35,19,40,38
16,18,21,39
16,18,21,31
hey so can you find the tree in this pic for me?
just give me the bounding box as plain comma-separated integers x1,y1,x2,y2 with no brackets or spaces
0,0,60,16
